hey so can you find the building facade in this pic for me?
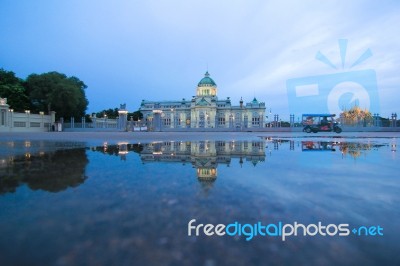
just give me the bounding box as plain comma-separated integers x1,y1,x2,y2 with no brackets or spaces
140,72,266,130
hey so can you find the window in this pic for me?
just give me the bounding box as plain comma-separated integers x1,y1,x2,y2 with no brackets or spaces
14,121,26,127
235,112,240,126
30,122,41,127
252,117,260,125
218,117,225,125
163,118,171,126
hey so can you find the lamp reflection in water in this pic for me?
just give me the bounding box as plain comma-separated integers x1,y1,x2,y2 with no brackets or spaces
118,142,129,161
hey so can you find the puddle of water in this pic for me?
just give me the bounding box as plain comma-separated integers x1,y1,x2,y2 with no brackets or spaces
0,138,399,265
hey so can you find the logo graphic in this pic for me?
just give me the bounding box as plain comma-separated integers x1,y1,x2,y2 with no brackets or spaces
188,219,384,242
287,39,380,116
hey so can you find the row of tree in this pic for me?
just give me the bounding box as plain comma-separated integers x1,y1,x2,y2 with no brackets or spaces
93,108,143,121
0,68,88,119
1,68,143,121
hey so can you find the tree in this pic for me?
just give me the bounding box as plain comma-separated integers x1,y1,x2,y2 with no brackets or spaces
127,110,143,121
94,108,143,121
24,72,89,119
95,108,119,119
0,69,30,111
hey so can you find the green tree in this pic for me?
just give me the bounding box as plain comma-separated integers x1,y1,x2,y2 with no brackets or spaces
0,68,30,111
127,110,143,121
94,108,143,121
95,108,119,119
24,72,89,119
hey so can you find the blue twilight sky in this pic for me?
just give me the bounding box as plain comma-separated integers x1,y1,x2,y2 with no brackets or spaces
1,0,399,118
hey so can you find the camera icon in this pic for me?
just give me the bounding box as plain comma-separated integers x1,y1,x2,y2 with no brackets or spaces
286,40,380,116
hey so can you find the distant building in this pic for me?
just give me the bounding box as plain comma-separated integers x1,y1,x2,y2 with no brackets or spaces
140,72,266,130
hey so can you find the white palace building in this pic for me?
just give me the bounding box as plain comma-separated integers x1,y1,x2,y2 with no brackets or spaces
140,72,266,131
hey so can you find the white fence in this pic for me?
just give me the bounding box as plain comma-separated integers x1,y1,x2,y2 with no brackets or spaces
62,117,147,132
0,98,55,132
0,110,55,132
63,117,119,130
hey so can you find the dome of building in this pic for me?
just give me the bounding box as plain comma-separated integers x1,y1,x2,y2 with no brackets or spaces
198,71,217,87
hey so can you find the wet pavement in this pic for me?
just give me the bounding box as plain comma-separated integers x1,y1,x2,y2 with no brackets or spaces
0,133,399,265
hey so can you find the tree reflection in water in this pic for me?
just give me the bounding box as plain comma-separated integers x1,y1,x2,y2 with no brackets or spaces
0,148,88,194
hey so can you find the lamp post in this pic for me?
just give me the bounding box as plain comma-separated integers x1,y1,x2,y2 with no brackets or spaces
391,113,397,127
9,109,13,128
290,114,294,127
269,108,272,127
25,110,30,128
129,115,133,131
40,111,44,129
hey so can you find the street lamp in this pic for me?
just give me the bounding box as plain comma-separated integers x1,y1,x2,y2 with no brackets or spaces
269,108,272,127
391,113,397,127
9,109,13,128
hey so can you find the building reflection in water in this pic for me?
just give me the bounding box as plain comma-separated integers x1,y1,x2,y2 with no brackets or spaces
0,141,88,194
91,140,266,184
139,140,266,183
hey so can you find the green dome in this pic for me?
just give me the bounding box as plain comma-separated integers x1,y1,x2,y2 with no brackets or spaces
198,71,217,87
